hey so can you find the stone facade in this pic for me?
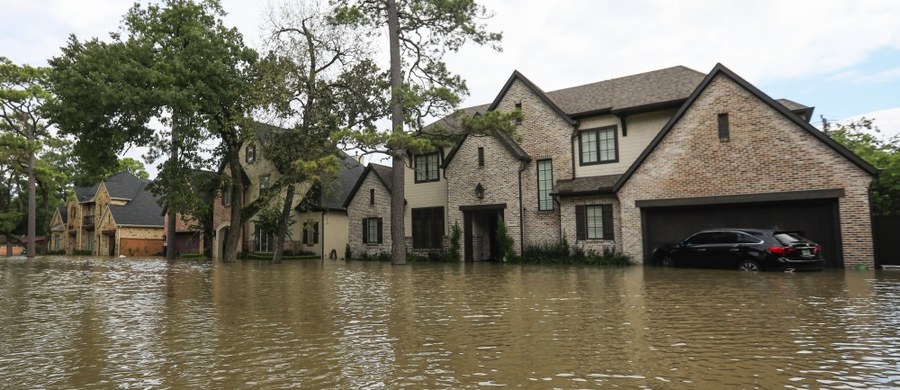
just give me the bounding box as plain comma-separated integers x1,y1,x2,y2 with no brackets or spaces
617,73,874,266
346,170,392,257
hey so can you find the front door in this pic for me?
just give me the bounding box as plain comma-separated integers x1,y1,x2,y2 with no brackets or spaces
463,208,505,262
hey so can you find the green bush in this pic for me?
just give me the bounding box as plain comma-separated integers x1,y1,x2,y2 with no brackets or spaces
496,218,516,262
449,221,462,262
46,250,66,255
517,239,632,266
180,253,208,260
344,244,352,261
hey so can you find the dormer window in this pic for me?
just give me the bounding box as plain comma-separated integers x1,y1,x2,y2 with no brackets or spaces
246,144,256,164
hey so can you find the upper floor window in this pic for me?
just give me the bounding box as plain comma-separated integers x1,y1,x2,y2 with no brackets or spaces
369,188,375,205
246,143,256,164
579,126,618,165
222,187,232,206
718,113,730,142
478,147,485,167
537,159,553,211
414,152,440,183
259,175,270,198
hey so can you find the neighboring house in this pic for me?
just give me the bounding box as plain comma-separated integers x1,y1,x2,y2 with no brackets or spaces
161,170,216,256
345,64,877,268
211,123,365,260
49,206,67,252
61,171,168,257
344,163,394,257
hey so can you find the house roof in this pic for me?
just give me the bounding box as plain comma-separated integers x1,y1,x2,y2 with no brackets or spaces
108,188,164,226
297,152,365,212
488,71,575,125
104,171,148,199
613,63,879,193
342,163,394,208
58,207,67,224
547,66,706,116
74,183,100,202
442,129,532,169
553,174,622,196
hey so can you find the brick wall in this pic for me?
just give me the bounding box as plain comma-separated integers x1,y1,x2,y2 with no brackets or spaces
559,195,621,254
346,171,392,257
617,74,874,266
492,79,576,247
446,133,523,256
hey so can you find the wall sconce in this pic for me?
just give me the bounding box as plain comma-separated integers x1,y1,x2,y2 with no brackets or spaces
475,183,484,199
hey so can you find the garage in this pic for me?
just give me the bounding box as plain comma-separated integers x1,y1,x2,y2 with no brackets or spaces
119,238,165,257
639,192,843,268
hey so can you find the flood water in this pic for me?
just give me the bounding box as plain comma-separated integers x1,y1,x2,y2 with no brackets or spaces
1,257,898,389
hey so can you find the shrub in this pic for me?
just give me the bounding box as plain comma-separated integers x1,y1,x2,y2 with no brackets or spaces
344,244,352,260
449,221,462,262
496,218,516,262
518,239,633,266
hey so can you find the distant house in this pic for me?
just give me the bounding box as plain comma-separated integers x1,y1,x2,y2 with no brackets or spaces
48,206,67,252
212,123,365,260
63,171,162,256
343,163,394,257
344,64,877,267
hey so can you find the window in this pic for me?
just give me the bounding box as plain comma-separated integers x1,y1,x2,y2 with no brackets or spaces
579,126,618,165
259,175,270,198
718,113,730,142
478,147,484,167
412,207,444,249
246,143,256,163
255,226,274,252
222,188,232,206
369,188,375,205
537,159,553,211
514,102,523,124
575,204,613,240
362,217,383,244
414,152,440,183
303,222,319,245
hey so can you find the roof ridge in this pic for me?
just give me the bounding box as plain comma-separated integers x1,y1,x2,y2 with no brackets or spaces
545,65,703,95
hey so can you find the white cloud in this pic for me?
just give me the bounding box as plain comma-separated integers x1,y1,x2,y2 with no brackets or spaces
845,108,900,140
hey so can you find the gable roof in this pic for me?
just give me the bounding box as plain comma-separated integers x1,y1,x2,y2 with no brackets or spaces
342,163,394,208
108,188,164,226
442,129,531,169
57,206,67,224
613,63,879,192
297,152,365,212
74,183,100,202
488,70,575,125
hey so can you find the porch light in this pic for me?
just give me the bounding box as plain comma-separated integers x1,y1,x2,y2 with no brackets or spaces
475,183,484,199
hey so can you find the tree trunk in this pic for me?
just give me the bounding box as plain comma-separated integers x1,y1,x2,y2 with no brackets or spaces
26,126,35,258
386,0,406,265
166,130,178,260
223,149,244,262
272,184,295,264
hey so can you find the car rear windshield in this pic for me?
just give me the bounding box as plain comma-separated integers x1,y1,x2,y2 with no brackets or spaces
774,232,807,245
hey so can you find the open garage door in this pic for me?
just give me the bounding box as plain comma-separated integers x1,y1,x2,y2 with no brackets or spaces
641,198,842,268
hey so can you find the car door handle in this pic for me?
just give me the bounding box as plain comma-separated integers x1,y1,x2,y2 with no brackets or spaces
729,248,740,252
696,248,706,252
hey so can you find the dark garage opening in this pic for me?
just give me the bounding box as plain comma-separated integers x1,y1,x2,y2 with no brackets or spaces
641,198,842,268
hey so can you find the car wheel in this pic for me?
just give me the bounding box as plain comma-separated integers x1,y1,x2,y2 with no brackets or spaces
737,260,761,272
660,256,676,267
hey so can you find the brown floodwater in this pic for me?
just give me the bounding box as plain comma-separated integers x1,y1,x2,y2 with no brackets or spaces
0,256,898,389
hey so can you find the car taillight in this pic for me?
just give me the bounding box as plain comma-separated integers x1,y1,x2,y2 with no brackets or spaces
813,245,821,254
768,246,793,256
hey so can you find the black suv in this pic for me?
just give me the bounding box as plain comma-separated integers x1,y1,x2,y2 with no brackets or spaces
652,228,824,272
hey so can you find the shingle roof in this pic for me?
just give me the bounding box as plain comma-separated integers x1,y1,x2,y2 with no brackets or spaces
547,66,706,115
104,171,148,199
298,152,366,211
553,174,622,196
58,207,68,223
108,188,163,226
74,183,100,202
370,163,393,193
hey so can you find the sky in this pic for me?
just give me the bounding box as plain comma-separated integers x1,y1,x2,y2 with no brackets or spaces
2,0,900,177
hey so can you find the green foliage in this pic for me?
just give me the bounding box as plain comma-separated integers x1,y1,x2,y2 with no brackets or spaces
449,221,462,262
72,250,93,256
357,251,392,262
824,116,900,216
496,218,516,262
517,240,633,266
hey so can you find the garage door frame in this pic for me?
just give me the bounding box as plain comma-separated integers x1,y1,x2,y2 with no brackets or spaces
637,189,845,267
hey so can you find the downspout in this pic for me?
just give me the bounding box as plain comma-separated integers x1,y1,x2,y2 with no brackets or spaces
321,210,326,261
518,160,527,254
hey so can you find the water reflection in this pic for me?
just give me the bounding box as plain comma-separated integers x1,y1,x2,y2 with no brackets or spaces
1,256,899,388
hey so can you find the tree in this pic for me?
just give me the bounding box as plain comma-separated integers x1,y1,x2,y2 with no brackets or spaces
331,0,503,264
47,0,260,261
258,1,387,263
824,116,900,216
0,57,53,258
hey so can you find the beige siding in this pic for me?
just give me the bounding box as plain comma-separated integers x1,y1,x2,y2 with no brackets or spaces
574,110,676,177
403,149,449,235
324,211,349,259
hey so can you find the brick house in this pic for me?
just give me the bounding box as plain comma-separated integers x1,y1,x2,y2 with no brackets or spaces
61,171,167,257
211,123,364,260
345,64,877,267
